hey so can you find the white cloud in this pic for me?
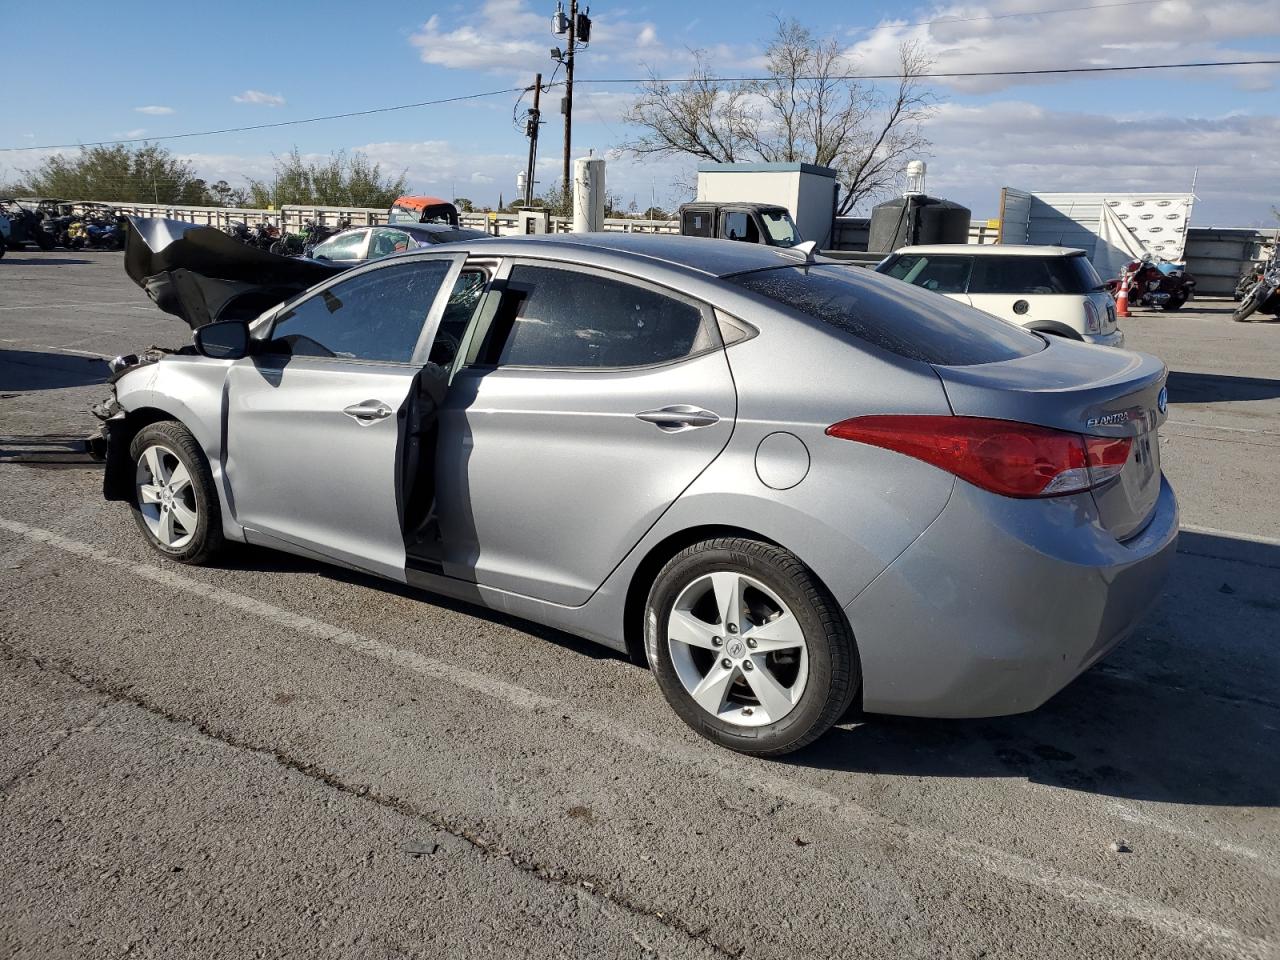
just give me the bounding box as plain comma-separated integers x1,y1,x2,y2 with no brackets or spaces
848,0,1280,93
918,100,1280,225
134,105,175,116
232,90,286,107
114,128,147,139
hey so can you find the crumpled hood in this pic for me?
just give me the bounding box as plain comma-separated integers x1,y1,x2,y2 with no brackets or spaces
124,216,345,329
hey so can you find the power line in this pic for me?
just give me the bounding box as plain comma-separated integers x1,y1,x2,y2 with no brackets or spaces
3,58,1277,153
585,59,1280,84
0,86,526,153
894,0,1166,29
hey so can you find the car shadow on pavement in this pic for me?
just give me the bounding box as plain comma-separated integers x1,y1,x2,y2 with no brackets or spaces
215,544,621,662
0,349,108,391
1166,370,1280,403
792,531,1280,808
0,256,96,266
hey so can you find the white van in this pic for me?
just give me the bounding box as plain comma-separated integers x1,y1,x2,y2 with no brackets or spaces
876,245,1123,347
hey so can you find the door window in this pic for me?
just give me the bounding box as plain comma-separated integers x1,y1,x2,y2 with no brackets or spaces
719,211,760,243
882,254,973,293
368,228,413,259
269,260,453,363
429,270,489,367
486,264,714,369
312,229,368,261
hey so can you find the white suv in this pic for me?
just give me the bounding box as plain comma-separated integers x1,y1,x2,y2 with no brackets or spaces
876,245,1123,347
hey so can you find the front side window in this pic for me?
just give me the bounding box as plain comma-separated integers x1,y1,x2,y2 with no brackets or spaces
269,260,452,363
488,264,713,369
313,230,368,262
429,270,488,366
720,211,760,243
881,254,973,294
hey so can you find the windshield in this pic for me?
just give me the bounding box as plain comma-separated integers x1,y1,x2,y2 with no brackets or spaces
727,264,1043,366
760,210,801,248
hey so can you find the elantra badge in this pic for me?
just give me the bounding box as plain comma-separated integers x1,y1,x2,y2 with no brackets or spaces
1086,410,1132,429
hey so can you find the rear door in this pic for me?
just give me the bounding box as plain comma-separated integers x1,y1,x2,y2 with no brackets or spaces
435,260,737,605
224,254,464,579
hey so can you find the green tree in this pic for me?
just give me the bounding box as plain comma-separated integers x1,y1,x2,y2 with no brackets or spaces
208,179,251,207
22,143,212,204
453,197,475,212
248,148,407,208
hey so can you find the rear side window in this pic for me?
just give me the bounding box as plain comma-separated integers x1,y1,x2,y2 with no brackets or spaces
270,259,451,363
969,255,1102,294
488,264,714,369
882,254,973,293
727,264,1042,366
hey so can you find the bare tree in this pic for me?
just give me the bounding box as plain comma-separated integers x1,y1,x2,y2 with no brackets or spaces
623,20,936,214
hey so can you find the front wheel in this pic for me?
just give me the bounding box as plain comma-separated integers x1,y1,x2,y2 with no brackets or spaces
645,538,859,756
128,421,225,564
1234,289,1264,322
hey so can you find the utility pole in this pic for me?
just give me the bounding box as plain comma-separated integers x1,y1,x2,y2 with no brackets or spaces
523,73,542,208
561,0,577,195
552,2,590,198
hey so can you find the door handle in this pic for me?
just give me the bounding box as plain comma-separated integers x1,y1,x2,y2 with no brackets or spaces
635,404,721,432
342,400,394,423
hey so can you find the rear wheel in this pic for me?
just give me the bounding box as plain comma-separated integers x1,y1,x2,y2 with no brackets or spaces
645,538,858,756
34,230,54,251
1162,296,1186,311
128,421,225,565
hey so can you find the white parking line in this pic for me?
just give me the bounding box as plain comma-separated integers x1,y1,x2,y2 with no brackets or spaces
0,338,109,359
0,301,150,312
0,514,1272,960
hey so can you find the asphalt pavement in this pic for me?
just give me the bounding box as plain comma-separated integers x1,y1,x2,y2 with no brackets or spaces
1,250,1277,959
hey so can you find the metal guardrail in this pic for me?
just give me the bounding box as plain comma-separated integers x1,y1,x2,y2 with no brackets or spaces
85,201,995,246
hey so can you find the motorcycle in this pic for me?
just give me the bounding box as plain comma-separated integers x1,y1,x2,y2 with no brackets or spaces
1233,249,1280,322
225,220,280,250
270,218,345,257
1106,258,1197,312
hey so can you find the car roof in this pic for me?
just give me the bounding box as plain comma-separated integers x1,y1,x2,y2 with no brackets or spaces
435,232,807,277
893,244,1088,257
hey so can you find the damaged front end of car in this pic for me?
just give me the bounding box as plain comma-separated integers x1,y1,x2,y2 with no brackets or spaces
88,217,346,496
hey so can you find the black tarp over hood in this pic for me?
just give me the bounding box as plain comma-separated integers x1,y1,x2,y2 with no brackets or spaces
125,216,345,330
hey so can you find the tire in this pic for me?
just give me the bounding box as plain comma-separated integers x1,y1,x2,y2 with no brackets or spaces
1162,297,1186,311
128,421,225,565
269,240,287,256
644,537,859,756
1233,292,1263,322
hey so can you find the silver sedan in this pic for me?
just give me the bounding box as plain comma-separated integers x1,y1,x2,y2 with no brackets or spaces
97,224,1178,755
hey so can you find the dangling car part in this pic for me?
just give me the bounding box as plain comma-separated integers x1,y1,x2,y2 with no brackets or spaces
124,216,345,330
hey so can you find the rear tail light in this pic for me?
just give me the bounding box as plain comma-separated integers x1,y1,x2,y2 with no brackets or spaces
1083,299,1101,334
826,415,1132,499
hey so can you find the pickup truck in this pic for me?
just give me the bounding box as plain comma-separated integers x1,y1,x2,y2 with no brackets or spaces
677,202,803,248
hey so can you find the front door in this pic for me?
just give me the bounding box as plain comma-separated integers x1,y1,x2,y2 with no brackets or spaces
224,255,464,580
435,260,737,606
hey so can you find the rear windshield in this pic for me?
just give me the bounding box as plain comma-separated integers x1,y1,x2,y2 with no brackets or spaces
881,252,1104,295
727,264,1043,366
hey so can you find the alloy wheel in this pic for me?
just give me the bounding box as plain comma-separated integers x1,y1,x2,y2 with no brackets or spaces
135,443,199,549
667,571,810,727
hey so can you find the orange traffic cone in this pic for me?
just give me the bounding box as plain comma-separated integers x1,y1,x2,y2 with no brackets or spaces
1115,279,1131,318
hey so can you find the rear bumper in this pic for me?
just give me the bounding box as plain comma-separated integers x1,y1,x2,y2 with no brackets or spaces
845,475,1178,718
1083,329,1125,348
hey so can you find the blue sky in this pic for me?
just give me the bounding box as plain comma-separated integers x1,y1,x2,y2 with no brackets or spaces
3,0,1278,223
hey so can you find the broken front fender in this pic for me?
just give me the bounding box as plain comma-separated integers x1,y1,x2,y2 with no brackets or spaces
124,216,345,330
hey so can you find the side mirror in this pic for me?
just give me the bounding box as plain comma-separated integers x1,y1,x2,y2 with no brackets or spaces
193,319,250,360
